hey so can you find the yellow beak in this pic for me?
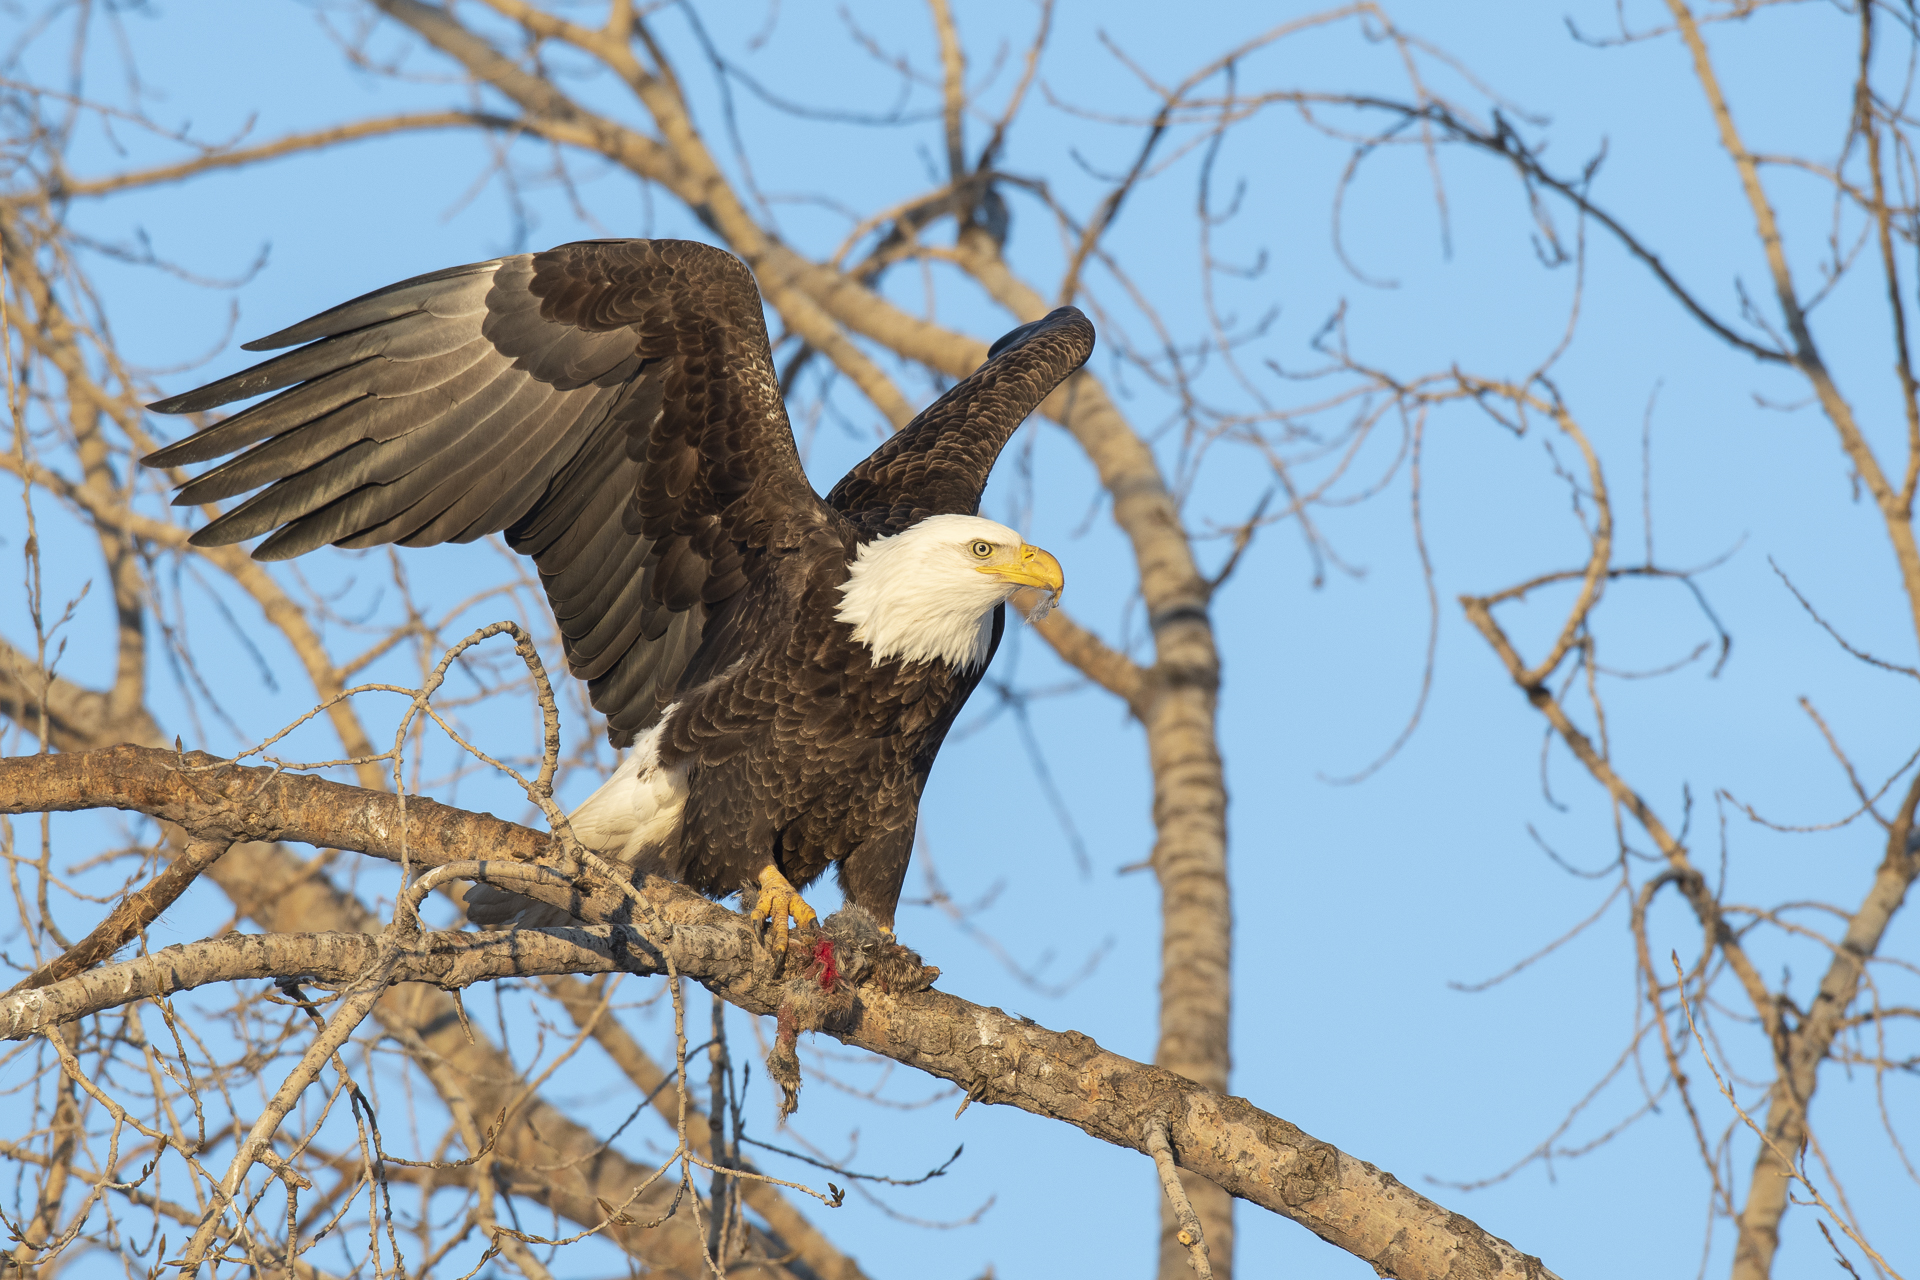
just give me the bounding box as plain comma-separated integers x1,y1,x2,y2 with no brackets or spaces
976,543,1065,598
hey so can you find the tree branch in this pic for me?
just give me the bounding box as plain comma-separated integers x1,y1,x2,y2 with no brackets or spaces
42,112,519,199
6,835,229,995
1,745,1556,1280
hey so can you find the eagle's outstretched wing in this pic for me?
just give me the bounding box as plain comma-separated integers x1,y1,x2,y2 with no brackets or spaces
145,239,826,745
824,306,1094,522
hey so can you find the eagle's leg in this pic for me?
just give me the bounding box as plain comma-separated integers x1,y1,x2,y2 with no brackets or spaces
751,865,818,953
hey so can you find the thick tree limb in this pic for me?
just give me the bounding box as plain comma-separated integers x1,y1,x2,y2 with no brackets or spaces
0,926,687,1040
2,746,1554,1280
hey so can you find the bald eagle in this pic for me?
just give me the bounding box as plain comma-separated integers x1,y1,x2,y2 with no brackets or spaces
143,239,1090,943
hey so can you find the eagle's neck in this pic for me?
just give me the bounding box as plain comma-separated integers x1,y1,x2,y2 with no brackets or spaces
834,517,1007,669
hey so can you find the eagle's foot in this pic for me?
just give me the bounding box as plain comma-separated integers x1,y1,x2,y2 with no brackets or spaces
751,865,817,957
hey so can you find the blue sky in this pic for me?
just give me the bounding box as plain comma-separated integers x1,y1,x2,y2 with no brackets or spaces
4,1,1917,1277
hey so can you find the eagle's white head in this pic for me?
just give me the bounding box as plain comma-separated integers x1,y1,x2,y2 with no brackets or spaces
835,513,1065,669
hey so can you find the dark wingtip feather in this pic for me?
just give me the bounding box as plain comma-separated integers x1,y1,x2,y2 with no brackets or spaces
985,319,1041,362
144,435,220,470
185,517,313,561
251,521,332,561
185,522,243,550
146,376,268,416
146,390,199,415
186,501,316,559
239,325,315,353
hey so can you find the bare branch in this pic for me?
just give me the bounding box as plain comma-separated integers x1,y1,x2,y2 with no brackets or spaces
0,745,1562,1280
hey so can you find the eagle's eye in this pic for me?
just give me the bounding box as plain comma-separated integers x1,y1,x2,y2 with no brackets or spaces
969,540,994,558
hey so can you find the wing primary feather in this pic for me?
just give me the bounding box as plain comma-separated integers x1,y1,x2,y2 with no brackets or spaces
239,261,500,351
149,374,377,468
411,390,621,546
148,335,391,418
170,345,503,503
191,438,384,549
365,385,574,550
196,375,567,552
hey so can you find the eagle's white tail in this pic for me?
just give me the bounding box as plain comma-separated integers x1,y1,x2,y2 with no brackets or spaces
466,708,689,929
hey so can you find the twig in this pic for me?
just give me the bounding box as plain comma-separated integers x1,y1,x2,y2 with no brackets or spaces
6,837,231,995
1143,1117,1211,1278
1669,953,1905,1280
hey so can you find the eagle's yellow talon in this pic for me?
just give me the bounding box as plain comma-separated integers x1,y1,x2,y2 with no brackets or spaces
752,866,817,949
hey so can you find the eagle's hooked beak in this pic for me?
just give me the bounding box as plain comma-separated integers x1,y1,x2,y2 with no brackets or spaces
977,543,1065,618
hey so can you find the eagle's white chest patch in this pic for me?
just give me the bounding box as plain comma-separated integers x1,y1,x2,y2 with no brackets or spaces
565,707,690,863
